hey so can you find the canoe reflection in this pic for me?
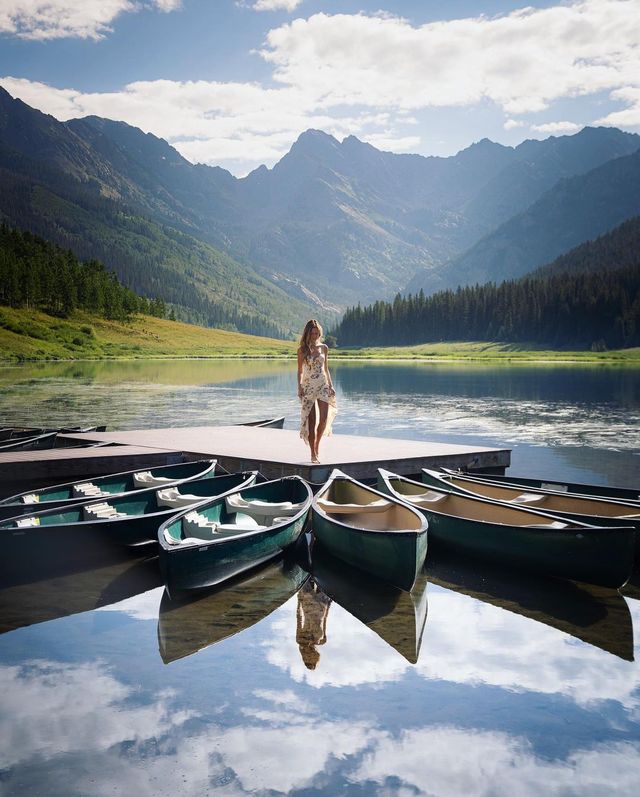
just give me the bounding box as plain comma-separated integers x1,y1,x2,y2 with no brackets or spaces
0,553,162,635
310,547,429,664
296,579,332,670
426,550,634,662
157,558,308,664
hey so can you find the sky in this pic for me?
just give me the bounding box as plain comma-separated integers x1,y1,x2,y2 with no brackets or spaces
0,0,639,176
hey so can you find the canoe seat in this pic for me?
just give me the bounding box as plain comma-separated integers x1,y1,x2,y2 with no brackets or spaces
16,516,40,527
527,521,568,529
20,493,41,504
156,487,204,509
133,471,175,487
316,498,392,514
181,510,261,541
402,491,447,505
82,502,127,521
511,493,546,505
72,482,106,498
225,494,305,523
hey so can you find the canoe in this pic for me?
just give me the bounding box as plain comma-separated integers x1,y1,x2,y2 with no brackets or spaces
441,468,640,503
238,417,285,429
157,558,308,663
422,468,640,554
311,546,429,663
311,469,428,592
0,458,218,520
0,471,258,579
378,469,634,589
426,548,633,661
158,475,313,594
0,431,58,451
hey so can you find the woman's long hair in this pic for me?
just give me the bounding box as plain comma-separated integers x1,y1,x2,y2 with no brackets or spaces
298,319,323,358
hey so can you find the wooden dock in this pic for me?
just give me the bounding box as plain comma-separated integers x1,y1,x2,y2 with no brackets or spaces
62,425,509,482
0,425,510,492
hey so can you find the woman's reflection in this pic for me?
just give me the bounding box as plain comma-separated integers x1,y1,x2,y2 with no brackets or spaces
296,578,332,670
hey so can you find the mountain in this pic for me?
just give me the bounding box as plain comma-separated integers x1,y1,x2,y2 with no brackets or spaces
2,85,640,321
408,147,640,295
534,215,640,277
0,88,315,336
68,112,640,307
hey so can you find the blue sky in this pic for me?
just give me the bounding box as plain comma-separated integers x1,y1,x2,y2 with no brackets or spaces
1,1,639,175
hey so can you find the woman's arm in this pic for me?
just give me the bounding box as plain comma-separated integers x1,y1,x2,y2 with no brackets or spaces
323,345,335,395
297,349,304,398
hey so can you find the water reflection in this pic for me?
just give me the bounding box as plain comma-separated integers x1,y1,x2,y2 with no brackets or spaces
0,553,162,635
1,360,639,795
311,548,429,664
426,550,634,661
158,558,308,664
296,579,332,670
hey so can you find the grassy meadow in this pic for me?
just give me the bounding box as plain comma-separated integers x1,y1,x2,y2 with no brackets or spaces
1,306,639,363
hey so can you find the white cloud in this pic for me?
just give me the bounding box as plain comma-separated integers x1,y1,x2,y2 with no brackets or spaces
252,0,302,12
530,121,583,134
262,1,640,118
0,659,194,769
0,0,181,40
355,727,640,797
1,1,639,173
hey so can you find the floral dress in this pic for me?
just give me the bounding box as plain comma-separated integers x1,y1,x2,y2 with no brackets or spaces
299,347,337,443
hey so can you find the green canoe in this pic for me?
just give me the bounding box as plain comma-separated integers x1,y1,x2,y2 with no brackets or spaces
0,459,218,520
422,468,640,557
158,475,313,594
378,469,634,589
311,469,428,592
0,471,258,580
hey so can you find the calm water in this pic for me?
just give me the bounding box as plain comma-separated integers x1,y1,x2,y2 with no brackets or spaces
0,360,639,796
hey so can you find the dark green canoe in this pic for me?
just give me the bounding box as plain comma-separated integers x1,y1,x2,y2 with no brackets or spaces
422,468,640,558
0,459,218,520
0,471,258,580
378,469,634,589
311,469,428,592
158,476,313,594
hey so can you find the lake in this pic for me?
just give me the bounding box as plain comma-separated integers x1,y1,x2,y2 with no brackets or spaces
0,359,639,796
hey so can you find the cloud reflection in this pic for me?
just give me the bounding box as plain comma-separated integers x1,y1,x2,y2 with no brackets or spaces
264,584,640,713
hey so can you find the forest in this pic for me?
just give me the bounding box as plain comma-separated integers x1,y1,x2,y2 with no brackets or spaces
0,224,166,321
333,266,640,350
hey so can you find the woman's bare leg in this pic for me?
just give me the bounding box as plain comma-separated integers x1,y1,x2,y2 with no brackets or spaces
315,400,329,460
308,402,318,461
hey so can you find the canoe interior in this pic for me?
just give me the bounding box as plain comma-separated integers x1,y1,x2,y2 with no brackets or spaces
452,470,640,503
163,477,310,543
317,477,425,531
423,470,640,520
384,474,589,528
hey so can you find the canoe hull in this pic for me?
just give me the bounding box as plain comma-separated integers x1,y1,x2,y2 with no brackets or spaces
312,511,428,592
158,477,312,594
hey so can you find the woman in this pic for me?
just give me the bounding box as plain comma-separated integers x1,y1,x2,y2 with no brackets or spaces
297,319,337,463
